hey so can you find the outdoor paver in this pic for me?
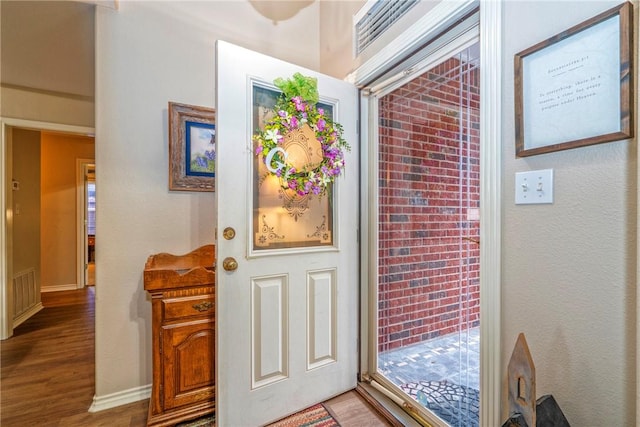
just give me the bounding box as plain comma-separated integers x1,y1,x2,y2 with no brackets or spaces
379,328,480,426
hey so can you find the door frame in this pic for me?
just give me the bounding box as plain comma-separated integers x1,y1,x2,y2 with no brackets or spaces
76,159,95,288
350,0,502,425
0,117,94,339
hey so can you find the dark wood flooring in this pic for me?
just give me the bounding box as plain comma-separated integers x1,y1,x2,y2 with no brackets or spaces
1,288,390,426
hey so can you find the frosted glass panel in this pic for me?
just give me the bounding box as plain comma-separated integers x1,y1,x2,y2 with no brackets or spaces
252,84,334,250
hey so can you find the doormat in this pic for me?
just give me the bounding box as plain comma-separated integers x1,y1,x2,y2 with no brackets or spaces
175,403,340,427
267,403,341,427
401,380,479,427
175,414,215,427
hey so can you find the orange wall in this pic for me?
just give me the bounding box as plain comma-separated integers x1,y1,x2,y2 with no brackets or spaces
12,129,42,286
40,132,94,289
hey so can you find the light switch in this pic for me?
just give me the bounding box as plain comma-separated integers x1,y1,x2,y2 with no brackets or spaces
515,169,553,205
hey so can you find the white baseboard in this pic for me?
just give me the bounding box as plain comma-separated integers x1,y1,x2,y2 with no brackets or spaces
13,302,43,328
88,384,151,412
41,284,79,292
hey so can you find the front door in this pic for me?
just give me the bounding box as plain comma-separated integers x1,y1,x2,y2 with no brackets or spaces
215,41,359,426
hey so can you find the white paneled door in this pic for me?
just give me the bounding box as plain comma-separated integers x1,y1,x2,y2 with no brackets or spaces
215,41,359,426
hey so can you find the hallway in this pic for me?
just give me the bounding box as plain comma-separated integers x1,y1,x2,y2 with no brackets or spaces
0,287,147,426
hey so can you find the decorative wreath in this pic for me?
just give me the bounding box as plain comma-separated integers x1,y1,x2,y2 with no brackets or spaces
254,73,350,198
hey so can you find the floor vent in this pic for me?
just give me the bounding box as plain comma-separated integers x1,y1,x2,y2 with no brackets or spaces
13,268,37,319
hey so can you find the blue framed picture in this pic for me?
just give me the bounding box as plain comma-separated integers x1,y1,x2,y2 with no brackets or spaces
185,120,215,177
169,102,216,191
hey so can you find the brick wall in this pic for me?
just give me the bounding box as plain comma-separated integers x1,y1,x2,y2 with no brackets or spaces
378,57,480,352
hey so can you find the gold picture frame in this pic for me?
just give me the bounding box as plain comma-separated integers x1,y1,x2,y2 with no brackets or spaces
168,102,216,191
514,2,633,157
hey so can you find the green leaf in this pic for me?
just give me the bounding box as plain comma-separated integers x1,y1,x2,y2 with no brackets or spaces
273,72,319,104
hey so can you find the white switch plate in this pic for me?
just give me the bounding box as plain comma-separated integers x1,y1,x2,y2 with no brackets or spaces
515,169,553,204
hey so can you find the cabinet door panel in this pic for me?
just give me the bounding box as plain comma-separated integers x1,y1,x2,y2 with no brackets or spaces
162,319,215,410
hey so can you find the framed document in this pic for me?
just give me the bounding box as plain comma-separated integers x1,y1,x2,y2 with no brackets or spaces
514,2,633,157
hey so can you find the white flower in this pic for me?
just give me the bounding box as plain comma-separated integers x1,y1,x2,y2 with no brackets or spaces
265,129,282,144
319,172,331,186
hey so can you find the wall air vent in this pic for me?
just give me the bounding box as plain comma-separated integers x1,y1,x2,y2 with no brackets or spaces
354,0,419,55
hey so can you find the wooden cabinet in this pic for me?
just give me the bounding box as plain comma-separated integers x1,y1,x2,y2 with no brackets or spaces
144,245,216,427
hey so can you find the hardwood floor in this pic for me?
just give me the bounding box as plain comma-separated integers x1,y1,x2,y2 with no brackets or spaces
1,288,392,426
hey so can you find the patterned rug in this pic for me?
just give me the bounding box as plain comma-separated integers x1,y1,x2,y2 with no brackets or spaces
175,414,215,427
268,403,340,427
401,380,479,427
175,403,339,427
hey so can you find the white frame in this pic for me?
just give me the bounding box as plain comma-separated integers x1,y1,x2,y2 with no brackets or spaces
76,159,95,289
352,0,502,425
0,117,94,340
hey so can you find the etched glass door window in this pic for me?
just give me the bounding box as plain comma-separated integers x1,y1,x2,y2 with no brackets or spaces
252,83,334,251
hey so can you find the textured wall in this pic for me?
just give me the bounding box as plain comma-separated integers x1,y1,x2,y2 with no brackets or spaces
502,1,637,425
94,0,321,399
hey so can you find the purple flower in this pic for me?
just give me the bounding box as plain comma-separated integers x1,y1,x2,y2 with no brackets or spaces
255,145,264,155
205,150,215,161
290,116,299,129
292,96,305,112
196,157,207,168
316,119,326,131
318,108,324,116
325,148,338,160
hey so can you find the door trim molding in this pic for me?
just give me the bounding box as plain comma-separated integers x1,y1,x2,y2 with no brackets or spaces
0,117,94,340
478,1,502,424
76,159,94,289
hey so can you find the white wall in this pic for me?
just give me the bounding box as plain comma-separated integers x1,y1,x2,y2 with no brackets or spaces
94,0,320,399
502,1,638,425
0,1,95,126
319,1,363,79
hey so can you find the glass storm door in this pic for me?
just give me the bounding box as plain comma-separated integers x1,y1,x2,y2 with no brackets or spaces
373,42,481,426
215,41,359,426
